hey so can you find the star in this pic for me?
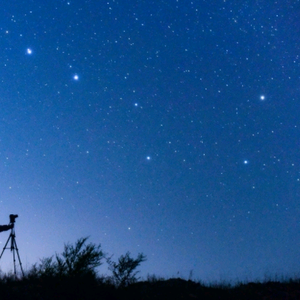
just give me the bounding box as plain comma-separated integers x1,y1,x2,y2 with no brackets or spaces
243,160,249,164
26,48,32,55
260,95,265,101
73,74,79,80
146,156,151,160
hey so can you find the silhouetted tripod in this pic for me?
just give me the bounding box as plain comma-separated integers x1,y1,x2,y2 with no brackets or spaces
0,218,24,278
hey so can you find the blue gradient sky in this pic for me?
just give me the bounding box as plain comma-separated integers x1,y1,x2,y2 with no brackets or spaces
0,1,300,282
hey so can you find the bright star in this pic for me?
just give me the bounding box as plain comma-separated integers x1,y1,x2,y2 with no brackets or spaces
244,160,249,164
73,74,79,80
26,48,32,55
146,156,151,160
260,95,265,100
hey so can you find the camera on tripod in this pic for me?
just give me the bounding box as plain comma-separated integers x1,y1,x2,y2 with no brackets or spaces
0,214,24,278
9,214,18,224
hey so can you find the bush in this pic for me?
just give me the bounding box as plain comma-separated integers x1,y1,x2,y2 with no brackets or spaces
29,237,104,279
107,252,146,287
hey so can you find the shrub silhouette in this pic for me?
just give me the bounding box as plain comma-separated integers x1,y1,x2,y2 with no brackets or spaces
29,257,57,278
56,236,103,277
30,237,104,279
107,251,146,287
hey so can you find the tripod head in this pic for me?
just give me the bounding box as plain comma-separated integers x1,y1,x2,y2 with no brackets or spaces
9,214,18,224
7,214,18,231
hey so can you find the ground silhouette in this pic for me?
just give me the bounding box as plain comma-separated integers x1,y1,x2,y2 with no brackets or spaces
0,237,299,299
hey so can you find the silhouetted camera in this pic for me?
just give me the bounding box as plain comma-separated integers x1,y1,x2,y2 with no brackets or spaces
9,214,18,224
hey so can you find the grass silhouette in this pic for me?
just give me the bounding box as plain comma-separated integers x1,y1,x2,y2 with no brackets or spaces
0,237,299,299
0,274,299,299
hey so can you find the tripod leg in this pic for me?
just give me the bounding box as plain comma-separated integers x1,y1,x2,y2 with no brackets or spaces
0,234,11,260
12,242,16,278
12,238,24,277
0,228,24,278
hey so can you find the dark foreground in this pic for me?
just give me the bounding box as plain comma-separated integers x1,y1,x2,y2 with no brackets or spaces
0,277,300,299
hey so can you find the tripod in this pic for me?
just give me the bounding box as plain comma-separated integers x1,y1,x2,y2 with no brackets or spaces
0,224,24,278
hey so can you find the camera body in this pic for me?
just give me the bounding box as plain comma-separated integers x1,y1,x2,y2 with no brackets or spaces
9,214,18,224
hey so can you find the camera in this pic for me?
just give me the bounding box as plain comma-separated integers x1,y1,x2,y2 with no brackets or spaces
9,214,18,224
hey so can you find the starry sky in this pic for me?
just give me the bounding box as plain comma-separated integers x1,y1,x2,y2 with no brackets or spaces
0,0,300,282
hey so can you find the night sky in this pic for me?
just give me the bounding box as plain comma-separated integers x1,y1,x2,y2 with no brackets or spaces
0,0,300,282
